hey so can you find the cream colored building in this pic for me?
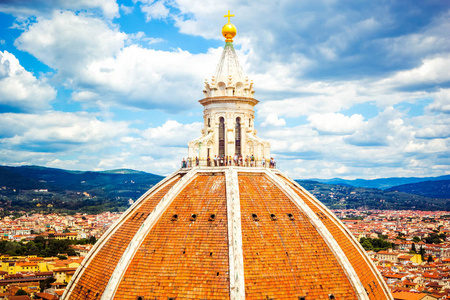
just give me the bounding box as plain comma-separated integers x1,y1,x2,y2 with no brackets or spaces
54,267,77,284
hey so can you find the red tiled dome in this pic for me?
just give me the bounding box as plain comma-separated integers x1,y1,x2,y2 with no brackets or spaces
63,168,392,300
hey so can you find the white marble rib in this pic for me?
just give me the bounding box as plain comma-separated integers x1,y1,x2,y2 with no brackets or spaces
62,170,181,300
226,167,246,299
100,168,198,300
265,169,370,300
274,170,393,300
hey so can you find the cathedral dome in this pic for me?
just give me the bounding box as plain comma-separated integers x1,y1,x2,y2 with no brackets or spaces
63,168,392,299
63,11,393,300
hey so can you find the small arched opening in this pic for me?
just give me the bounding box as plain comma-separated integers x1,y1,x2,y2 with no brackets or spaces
219,117,225,159
235,82,244,96
247,140,254,155
218,82,226,96
207,140,213,161
235,117,241,156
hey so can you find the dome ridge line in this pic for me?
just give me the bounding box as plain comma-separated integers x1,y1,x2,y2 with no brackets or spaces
225,167,246,299
100,168,199,300
275,172,394,299
264,169,370,300
62,169,183,300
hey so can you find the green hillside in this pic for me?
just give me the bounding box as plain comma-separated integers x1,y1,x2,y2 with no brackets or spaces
0,165,448,215
386,180,450,199
295,180,449,211
0,165,163,215
311,175,450,190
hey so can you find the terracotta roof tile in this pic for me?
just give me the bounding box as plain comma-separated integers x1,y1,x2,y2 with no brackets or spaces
278,174,389,299
114,174,229,299
239,173,356,299
64,170,393,299
67,175,181,300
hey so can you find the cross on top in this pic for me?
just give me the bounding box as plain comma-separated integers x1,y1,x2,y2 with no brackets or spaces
224,10,235,23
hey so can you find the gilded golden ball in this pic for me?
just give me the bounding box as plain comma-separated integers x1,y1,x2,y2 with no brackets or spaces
222,23,237,42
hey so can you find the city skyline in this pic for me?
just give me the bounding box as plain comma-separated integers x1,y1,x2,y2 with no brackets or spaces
0,1,449,179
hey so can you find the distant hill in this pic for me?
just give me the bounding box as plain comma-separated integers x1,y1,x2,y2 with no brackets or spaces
0,165,164,214
296,180,449,211
98,169,148,174
0,165,162,190
0,165,448,213
386,180,450,199
308,175,450,190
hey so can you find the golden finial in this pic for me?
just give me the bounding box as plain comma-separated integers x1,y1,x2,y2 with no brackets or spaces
222,10,237,43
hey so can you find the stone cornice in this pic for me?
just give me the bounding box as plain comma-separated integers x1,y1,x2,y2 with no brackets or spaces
199,96,259,107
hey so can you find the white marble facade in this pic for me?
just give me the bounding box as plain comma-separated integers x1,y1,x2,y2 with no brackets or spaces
188,42,270,166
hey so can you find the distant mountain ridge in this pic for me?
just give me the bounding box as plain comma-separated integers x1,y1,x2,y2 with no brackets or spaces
306,175,450,190
0,165,165,214
0,165,448,213
98,169,148,174
2,165,446,191
386,180,450,199
0,165,163,191
295,180,449,211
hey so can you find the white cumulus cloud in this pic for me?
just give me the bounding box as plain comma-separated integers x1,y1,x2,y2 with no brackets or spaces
0,0,119,19
139,0,170,22
141,120,202,147
14,11,126,76
428,88,450,114
0,51,56,112
308,113,364,135
13,11,223,112
261,113,286,127
344,107,412,147
0,112,130,152
376,54,450,89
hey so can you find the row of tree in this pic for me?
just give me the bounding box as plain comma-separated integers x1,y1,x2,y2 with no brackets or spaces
0,235,96,257
359,237,435,263
359,237,392,252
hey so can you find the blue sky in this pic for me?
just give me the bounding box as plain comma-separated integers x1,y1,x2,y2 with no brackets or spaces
0,0,449,179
